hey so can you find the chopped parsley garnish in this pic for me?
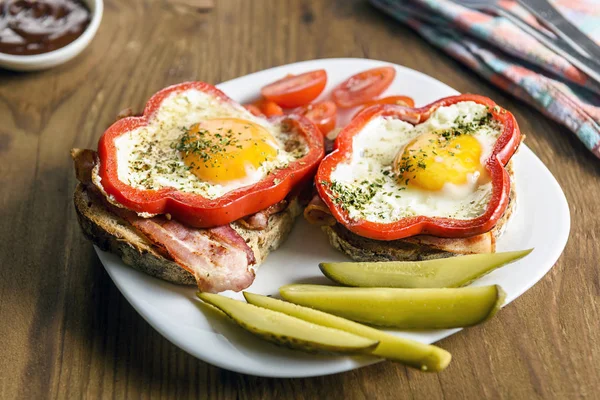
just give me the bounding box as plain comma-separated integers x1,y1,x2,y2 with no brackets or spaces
322,180,380,213
171,125,241,169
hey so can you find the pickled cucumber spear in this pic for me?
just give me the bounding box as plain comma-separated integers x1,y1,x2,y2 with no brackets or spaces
197,292,378,354
244,292,451,371
320,249,533,288
279,285,505,329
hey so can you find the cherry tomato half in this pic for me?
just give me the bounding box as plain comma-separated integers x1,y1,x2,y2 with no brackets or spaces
253,99,284,117
244,104,265,117
293,101,337,135
332,66,396,108
354,95,415,118
261,69,327,108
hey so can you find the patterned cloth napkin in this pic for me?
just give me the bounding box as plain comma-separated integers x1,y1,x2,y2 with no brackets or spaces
370,0,600,158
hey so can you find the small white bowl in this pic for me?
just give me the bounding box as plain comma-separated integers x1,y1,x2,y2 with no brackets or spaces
0,0,104,71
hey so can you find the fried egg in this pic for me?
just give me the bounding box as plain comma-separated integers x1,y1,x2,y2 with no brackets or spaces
113,89,308,199
328,101,502,223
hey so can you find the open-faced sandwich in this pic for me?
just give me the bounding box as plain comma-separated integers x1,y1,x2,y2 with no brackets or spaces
72,82,324,293
305,94,521,261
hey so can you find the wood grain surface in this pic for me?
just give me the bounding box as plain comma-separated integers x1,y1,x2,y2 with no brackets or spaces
0,0,598,398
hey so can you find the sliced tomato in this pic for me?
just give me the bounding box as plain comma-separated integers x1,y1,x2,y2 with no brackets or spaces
253,99,284,117
332,66,396,108
354,95,415,118
261,70,327,108
244,104,264,117
293,101,337,135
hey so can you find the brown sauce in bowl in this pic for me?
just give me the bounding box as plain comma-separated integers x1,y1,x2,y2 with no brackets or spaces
0,0,91,56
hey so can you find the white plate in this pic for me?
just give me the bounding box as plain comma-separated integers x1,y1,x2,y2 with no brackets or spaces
95,58,570,378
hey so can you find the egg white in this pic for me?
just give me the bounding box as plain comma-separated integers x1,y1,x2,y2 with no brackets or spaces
328,101,502,223
113,89,308,199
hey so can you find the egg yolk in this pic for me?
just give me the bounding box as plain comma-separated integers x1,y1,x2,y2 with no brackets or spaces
179,118,278,184
393,132,483,191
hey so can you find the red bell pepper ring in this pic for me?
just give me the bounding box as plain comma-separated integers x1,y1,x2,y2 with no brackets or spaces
97,81,324,228
315,94,521,241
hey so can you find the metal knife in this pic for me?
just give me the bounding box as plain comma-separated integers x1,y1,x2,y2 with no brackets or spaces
517,0,600,61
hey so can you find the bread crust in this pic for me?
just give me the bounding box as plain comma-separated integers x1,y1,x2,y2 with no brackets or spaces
74,184,302,285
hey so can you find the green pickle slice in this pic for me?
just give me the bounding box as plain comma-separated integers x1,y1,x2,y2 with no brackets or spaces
244,292,451,371
197,292,379,354
319,249,533,288
279,284,506,329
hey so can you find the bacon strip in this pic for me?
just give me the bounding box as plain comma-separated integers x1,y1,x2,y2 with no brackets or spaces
304,194,336,227
71,148,257,293
238,200,288,230
71,148,97,185
207,225,255,264
131,217,255,293
403,232,494,254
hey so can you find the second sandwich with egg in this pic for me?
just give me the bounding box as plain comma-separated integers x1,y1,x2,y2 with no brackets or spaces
305,94,521,260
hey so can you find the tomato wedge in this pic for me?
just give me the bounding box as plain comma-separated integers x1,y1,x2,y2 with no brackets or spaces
244,104,264,117
253,99,284,117
332,66,396,108
293,101,337,135
261,70,327,108
354,95,415,118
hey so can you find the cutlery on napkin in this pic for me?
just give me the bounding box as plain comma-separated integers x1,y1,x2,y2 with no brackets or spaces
370,0,600,158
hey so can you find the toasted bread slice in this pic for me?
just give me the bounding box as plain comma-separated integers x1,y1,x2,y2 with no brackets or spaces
74,183,303,285
319,161,516,262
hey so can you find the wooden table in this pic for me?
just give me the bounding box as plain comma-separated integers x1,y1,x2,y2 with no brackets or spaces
1,1,598,398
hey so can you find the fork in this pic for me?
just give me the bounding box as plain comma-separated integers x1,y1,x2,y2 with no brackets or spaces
452,0,600,88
